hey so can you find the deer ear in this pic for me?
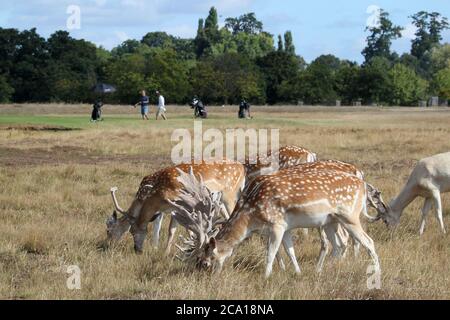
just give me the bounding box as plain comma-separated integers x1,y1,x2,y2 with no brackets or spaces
112,210,117,220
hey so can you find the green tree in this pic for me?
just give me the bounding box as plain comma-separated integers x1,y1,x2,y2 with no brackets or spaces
211,30,273,60
8,28,49,102
284,31,295,55
432,67,450,99
334,61,361,104
430,44,450,73
277,35,283,52
141,32,195,60
189,61,222,103
0,74,14,102
358,56,392,104
297,55,341,104
106,53,154,103
194,18,209,58
398,53,421,73
388,63,428,105
411,11,449,60
0,28,21,76
204,7,220,44
362,9,403,63
144,48,191,103
141,32,173,48
257,51,301,104
172,38,196,60
225,12,263,35
213,52,265,104
45,31,99,102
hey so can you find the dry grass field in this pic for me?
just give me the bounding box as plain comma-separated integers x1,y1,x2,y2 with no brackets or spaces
0,103,449,299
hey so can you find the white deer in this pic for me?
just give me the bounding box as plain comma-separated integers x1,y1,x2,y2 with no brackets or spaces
382,152,449,235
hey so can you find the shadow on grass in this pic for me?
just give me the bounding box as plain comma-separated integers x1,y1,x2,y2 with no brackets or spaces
1,124,80,132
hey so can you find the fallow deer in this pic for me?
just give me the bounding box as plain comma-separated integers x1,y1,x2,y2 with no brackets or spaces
106,160,246,253
236,161,386,271
174,168,381,277
244,145,317,180
379,152,449,235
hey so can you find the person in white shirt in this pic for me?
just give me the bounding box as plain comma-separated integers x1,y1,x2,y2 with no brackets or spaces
155,90,167,120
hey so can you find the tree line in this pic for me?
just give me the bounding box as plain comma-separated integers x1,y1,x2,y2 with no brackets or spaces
0,7,449,106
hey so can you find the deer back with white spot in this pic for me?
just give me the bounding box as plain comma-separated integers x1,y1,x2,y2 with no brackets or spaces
245,145,317,179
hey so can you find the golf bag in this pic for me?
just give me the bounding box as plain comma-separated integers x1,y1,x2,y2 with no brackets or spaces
238,100,249,119
190,98,207,119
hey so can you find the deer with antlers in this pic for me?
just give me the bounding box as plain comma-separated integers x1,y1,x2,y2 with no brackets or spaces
106,160,246,254
172,166,381,277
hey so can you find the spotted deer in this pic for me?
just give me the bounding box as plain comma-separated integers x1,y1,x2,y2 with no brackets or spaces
106,160,246,254
237,161,385,271
174,168,381,277
245,145,317,180
246,148,378,269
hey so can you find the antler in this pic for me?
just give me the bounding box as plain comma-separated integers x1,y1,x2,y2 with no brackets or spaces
168,167,224,262
110,187,127,215
365,182,389,222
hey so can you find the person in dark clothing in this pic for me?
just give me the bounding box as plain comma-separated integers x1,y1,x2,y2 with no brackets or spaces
91,99,103,122
134,90,150,120
189,96,207,118
238,99,251,119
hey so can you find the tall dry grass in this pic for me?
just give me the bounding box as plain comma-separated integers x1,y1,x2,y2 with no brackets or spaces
0,105,449,299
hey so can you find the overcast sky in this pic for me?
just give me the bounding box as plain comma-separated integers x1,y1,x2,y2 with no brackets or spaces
0,0,449,63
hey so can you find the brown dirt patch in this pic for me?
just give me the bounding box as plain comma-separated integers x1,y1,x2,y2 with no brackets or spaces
0,145,167,166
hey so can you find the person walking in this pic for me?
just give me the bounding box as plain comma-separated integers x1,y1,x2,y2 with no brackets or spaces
155,90,167,120
134,90,150,120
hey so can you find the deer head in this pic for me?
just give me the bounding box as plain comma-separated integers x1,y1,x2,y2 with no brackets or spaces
365,183,391,224
105,187,134,241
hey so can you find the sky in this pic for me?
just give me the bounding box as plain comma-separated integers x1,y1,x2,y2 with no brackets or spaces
0,0,449,63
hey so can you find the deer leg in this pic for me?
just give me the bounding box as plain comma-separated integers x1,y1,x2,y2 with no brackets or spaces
336,224,360,258
282,230,301,273
352,237,361,258
336,224,349,258
419,197,432,235
317,227,329,272
276,252,286,270
165,215,178,255
431,190,446,234
152,212,163,247
265,224,285,278
324,223,343,259
341,222,380,273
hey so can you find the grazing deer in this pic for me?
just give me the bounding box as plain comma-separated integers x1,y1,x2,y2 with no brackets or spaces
236,161,385,272
245,145,317,180
380,152,449,235
106,160,246,253
174,168,380,277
